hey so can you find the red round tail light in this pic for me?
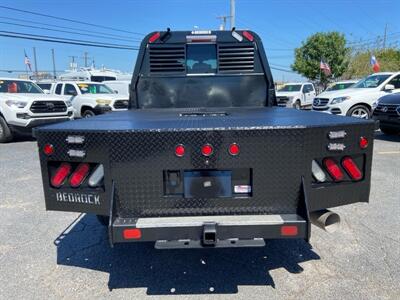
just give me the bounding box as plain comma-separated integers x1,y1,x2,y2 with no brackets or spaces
175,144,185,157
359,137,368,149
43,144,54,156
229,143,240,156
201,144,213,156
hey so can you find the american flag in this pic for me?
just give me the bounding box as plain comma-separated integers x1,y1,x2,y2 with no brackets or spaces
320,59,331,76
24,50,32,72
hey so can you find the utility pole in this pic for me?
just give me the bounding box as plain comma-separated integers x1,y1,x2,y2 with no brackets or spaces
68,55,78,71
217,15,230,30
51,49,56,79
230,0,235,29
383,24,387,49
81,52,91,68
32,47,38,78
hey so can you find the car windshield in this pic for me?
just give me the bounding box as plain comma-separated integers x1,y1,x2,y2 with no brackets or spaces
353,75,391,88
278,84,302,92
326,82,355,91
76,83,114,94
0,80,43,93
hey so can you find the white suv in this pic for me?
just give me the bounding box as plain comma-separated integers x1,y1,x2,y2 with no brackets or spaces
276,82,316,109
313,72,400,119
38,81,129,118
0,78,74,143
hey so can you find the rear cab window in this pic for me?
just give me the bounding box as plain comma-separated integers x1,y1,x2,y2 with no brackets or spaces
186,44,217,74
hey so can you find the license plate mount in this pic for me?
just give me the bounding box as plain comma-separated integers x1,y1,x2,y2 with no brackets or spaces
184,170,232,198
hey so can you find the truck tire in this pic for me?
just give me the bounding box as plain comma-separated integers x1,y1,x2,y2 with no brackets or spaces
294,100,301,110
97,215,110,226
82,109,96,118
380,125,400,135
347,105,371,119
0,116,13,143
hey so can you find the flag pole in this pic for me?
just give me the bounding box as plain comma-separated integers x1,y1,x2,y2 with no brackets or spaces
320,57,322,87
24,49,28,78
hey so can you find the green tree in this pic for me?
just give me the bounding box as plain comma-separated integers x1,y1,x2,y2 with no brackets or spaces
292,32,350,86
343,48,400,79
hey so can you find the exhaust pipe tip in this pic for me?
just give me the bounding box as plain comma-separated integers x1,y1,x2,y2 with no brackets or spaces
310,210,341,233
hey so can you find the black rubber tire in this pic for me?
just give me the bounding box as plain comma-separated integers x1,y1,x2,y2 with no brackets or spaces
82,109,96,118
294,100,301,110
380,125,400,135
0,116,13,143
346,105,371,119
97,215,110,226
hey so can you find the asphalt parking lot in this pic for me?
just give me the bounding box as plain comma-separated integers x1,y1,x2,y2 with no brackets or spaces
0,133,399,299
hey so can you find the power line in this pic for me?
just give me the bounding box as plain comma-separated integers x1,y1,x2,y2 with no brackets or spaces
0,16,142,41
0,31,139,50
235,17,297,48
0,69,65,73
268,55,294,59
266,48,294,51
0,5,145,36
270,63,292,68
270,65,297,74
0,21,142,43
347,31,400,46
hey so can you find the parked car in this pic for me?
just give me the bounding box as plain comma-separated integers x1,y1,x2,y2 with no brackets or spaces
276,82,316,109
58,67,131,82
41,81,129,118
325,80,358,92
313,72,400,119
36,81,55,94
372,93,400,135
103,80,130,96
0,78,73,143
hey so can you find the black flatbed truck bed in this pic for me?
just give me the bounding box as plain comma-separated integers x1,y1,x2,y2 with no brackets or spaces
40,106,371,131
34,30,374,249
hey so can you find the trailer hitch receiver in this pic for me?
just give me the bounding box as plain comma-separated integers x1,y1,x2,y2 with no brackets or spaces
202,222,217,246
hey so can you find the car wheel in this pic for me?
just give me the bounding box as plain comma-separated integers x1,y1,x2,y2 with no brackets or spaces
97,215,110,226
347,105,371,119
294,101,301,110
0,116,13,143
380,125,400,135
82,109,96,118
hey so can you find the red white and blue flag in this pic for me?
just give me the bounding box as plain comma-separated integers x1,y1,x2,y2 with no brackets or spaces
370,55,380,73
320,59,331,76
24,50,32,72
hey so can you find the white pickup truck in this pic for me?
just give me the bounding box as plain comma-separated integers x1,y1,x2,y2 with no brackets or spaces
0,78,74,143
313,72,400,119
276,82,316,109
37,81,129,118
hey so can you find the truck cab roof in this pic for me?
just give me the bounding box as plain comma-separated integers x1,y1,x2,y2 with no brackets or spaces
129,30,276,109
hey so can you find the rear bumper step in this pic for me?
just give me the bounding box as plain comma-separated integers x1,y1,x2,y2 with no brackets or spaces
155,238,266,249
111,214,307,245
